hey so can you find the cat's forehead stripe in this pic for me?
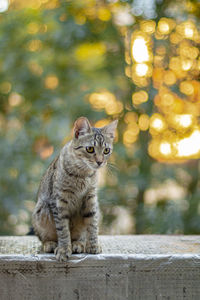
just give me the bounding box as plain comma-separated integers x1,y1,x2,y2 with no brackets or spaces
92,128,105,147
95,133,104,146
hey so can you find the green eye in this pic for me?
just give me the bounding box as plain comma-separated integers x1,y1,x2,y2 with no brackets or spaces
86,146,95,153
104,148,110,155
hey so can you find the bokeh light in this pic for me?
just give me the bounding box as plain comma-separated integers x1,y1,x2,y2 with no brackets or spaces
0,0,9,12
88,91,123,115
132,36,150,63
126,17,200,162
45,75,59,89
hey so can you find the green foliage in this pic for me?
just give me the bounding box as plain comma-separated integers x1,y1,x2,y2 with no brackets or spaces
0,1,200,235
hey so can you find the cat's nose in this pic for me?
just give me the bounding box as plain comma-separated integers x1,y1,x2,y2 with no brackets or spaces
96,161,103,166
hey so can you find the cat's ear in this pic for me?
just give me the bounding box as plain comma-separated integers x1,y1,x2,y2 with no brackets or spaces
74,117,92,139
101,120,118,139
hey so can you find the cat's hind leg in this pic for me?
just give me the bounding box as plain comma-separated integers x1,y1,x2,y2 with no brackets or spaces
70,216,86,254
43,241,57,253
72,240,85,254
32,201,58,253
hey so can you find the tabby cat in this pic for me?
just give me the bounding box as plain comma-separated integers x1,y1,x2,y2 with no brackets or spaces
32,117,118,262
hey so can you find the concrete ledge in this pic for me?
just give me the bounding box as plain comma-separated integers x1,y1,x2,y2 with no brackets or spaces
0,235,200,299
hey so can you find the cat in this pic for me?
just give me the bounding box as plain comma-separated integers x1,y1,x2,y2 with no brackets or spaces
32,117,118,262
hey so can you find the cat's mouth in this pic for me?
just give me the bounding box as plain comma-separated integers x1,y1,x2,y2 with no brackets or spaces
96,165,102,169
85,159,104,170
88,162,104,170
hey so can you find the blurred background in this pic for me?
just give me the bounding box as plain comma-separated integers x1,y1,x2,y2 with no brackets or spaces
1,0,200,235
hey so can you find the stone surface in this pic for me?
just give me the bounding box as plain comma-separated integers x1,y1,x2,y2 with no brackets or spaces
1,235,200,255
0,235,200,299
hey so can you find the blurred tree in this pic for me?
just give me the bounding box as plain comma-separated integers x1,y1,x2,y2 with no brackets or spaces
0,0,200,235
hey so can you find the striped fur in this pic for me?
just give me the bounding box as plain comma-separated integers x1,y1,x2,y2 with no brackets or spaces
32,117,118,262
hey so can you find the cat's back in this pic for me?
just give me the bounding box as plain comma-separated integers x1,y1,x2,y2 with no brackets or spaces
37,155,59,201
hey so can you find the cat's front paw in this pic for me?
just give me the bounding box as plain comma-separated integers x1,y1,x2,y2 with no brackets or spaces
43,241,57,253
86,242,102,254
72,241,85,254
54,245,72,262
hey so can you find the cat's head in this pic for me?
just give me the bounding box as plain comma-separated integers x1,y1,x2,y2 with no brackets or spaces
72,117,118,171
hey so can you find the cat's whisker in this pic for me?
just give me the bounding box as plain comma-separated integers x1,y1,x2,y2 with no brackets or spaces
106,162,119,178
107,162,119,172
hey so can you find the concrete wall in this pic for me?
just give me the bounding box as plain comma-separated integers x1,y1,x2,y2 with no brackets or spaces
0,235,200,300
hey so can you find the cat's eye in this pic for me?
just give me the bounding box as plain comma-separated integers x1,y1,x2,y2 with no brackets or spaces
104,148,110,155
86,146,95,153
